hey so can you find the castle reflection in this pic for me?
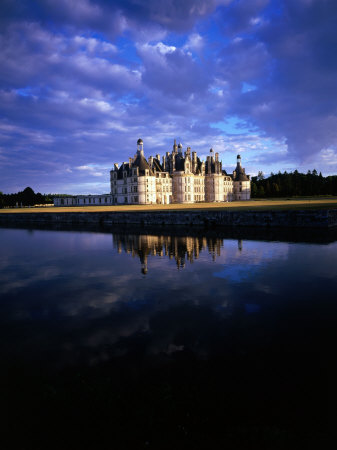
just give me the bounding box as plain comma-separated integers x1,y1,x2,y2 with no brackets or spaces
112,234,243,274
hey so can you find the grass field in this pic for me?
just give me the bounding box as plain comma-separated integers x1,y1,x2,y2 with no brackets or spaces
1,197,337,213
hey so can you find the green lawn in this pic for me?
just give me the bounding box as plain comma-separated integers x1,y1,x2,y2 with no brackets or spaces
1,197,337,213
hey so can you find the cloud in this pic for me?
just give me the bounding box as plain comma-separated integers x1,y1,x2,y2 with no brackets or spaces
77,165,104,177
1,0,337,193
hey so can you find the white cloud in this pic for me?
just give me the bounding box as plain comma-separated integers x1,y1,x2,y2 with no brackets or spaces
184,33,204,51
76,165,104,177
318,148,337,165
141,42,177,55
73,36,118,54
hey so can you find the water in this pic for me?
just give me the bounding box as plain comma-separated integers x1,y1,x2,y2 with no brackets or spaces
1,227,337,448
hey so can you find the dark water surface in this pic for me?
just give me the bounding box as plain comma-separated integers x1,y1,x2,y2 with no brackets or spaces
1,227,337,449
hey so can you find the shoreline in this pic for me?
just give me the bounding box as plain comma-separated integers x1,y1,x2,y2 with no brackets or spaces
1,206,337,229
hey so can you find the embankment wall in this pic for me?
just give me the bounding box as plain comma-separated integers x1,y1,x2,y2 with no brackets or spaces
1,208,337,229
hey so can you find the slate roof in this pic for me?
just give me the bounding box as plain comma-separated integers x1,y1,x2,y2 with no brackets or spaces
133,152,153,175
152,158,164,172
117,163,130,179
233,164,249,181
174,153,185,171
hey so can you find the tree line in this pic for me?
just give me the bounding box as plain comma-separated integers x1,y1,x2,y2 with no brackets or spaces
0,187,70,208
251,170,337,198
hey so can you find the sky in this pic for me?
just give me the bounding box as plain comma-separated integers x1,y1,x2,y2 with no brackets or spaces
1,0,337,194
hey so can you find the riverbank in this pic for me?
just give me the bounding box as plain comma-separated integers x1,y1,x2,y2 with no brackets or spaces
1,204,337,229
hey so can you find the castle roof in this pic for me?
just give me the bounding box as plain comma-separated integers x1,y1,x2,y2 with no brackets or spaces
133,152,153,175
152,157,164,172
174,153,185,171
233,163,249,181
117,162,130,179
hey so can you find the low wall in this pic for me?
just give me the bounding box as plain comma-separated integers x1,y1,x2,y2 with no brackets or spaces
1,208,337,229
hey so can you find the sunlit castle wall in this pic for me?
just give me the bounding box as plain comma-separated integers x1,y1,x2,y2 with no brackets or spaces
137,171,156,204
110,139,156,205
224,176,234,201
205,151,224,202
155,172,173,205
171,145,197,204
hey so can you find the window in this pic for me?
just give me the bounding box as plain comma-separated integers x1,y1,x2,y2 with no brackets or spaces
99,198,101,203
105,197,107,203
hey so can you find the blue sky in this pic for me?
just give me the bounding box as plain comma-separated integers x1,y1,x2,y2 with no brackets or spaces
1,0,337,194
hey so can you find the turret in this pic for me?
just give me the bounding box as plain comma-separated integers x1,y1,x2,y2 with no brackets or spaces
137,138,144,156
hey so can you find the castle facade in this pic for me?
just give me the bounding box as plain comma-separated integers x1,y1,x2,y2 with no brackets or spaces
54,139,250,206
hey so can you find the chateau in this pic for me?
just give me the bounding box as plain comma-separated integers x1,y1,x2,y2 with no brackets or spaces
54,139,250,206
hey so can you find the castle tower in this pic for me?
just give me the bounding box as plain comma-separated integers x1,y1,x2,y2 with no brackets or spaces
232,154,251,201
137,138,144,156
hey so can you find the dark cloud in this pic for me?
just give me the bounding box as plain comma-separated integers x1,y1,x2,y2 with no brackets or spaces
214,0,337,161
1,0,337,193
1,0,220,36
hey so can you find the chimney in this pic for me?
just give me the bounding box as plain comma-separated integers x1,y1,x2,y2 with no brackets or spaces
129,157,133,166
207,155,211,174
215,152,219,162
156,154,160,161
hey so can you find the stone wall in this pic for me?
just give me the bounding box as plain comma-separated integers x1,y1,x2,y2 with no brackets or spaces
1,208,337,229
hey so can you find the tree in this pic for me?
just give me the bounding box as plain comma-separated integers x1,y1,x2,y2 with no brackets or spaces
251,182,258,198
257,171,265,181
257,185,265,197
272,183,280,196
20,187,35,206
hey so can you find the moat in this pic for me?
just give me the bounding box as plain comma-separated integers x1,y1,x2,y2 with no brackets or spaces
1,227,337,448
